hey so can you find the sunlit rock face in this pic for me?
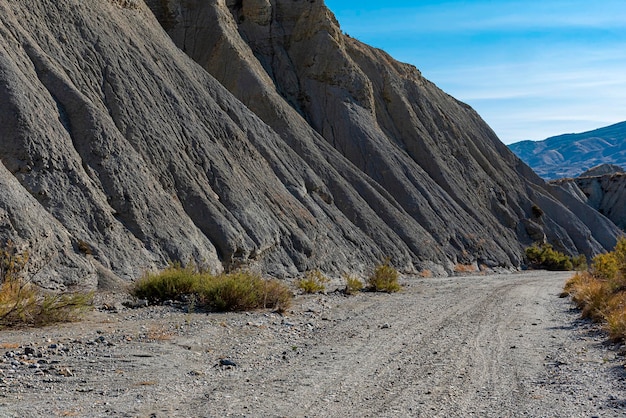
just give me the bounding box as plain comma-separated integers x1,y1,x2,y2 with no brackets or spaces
0,0,620,289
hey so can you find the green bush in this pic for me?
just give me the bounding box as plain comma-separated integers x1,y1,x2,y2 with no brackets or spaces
525,243,574,271
367,261,401,293
132,266,292,312
132,263,198,303
572,254,588,271
296,270,329,294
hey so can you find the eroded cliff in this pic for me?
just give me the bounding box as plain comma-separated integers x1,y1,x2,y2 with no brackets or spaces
0,0,620,289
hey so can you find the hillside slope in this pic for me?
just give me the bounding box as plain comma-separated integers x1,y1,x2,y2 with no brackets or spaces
553,172,626,231
509,121,626,180
0,0,620,289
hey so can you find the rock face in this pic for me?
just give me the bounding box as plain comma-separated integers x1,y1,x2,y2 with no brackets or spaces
0,0,621,289
553,173,626,231
579,164,624,178
509,121,626,180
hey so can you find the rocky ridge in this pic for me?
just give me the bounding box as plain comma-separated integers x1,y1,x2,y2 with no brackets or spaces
509,121,626,180
553,172,626,231
0,0,621,289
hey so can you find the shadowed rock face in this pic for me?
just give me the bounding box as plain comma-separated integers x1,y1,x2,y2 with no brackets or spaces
0,0,621,289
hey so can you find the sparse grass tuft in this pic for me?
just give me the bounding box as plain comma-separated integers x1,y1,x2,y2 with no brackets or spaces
296,270,329,294
343,274,363,295
132,266,291,312
0,241,92,329
367,260,401,293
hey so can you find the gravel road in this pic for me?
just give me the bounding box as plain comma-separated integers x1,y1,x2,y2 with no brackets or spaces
1,271,625,417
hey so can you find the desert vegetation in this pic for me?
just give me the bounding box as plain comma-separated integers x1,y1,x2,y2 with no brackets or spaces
343,274,364,295
132,264,292,312
367,260,401,293
525,243,586,271
296,270,329,294
563,237,626,341
0,242,92,328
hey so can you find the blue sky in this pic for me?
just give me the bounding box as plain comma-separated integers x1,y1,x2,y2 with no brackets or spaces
324,0,626,144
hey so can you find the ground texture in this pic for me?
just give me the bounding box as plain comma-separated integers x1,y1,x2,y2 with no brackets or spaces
1,271,625,417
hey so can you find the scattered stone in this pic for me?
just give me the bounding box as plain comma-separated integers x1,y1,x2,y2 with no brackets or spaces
57,368,73,377
219,359,237,367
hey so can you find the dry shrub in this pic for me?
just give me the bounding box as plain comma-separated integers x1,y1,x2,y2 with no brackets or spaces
564,238,626,341
367,260,400,293
0,242,92,329
296,270,329,294
343,274,363,295
132,263,197,303
454,264,476,274
591,252,619,281
605,292,626,341
571,276,608,321
132,266,291,312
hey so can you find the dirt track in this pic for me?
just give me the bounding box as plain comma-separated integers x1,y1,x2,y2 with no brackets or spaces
1,271,625,417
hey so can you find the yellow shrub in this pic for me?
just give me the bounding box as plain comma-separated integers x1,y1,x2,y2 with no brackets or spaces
591,252,619,281
343,274,363,295
573,277,609,321
296,270,329,294
367,261,401,293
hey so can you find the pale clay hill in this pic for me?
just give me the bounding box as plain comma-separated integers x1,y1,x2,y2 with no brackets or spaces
554,171,626,232
0,0,621,290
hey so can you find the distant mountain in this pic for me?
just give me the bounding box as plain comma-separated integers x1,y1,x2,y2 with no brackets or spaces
509,122,626,180
579,164,624,178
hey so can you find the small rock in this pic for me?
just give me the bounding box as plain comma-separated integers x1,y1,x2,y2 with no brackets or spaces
219,359,237,367
381,323,391,329
58,367,73,377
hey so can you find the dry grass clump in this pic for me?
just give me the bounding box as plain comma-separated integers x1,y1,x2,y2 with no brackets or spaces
563,237,626,341
296,270,329,294
343,274,363,295
454,264,476,274
132,264,291,312
0,242,92,329
367,260,401,293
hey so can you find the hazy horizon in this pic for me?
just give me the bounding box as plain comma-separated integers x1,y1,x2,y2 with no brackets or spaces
325,0,626,144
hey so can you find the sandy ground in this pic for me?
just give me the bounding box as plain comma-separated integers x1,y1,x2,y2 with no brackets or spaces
1,271,625,417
